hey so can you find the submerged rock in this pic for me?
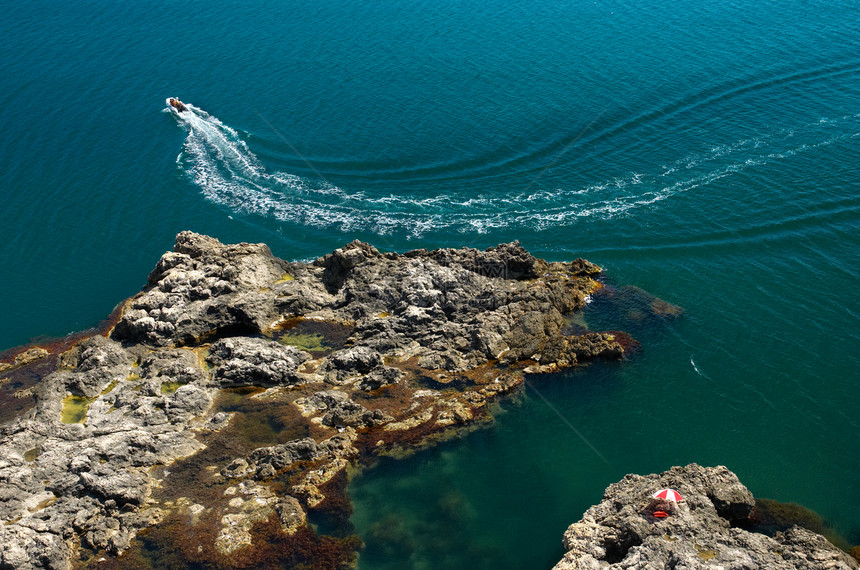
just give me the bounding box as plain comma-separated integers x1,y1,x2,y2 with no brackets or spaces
553,464,858,570
0,347,50,373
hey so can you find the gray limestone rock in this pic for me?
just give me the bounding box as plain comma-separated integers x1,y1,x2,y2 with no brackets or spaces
79,467,149,506
553,464,858,570
325,346,382,377
207,337,310,388
0,342,208,568
139,348,206,385
70,336,134,398
112,231,289,346
247,438,319,473
110,232,622,378
30,337,132,412
320,346,402,390
0,523,69,570
296,390,392,429
357,365,403,391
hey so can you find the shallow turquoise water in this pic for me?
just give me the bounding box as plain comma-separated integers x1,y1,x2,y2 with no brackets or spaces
2,0,859,567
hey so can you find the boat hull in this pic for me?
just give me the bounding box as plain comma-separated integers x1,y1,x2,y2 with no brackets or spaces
166,98,187,113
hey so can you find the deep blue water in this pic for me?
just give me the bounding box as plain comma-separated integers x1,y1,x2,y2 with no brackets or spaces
2,1,859,567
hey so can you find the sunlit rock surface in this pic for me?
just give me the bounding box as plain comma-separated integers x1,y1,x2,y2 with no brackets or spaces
0,232,633,569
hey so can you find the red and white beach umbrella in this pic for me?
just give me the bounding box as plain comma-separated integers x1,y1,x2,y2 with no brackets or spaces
652,489,684,502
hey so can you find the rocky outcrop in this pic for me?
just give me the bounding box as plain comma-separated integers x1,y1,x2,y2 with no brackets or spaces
207,337,309,388
0,343,202,569
0,232,649,569
111,232,290,346
554,464,858,570
2,233,842,570
294,390,392,429
111,232,619,370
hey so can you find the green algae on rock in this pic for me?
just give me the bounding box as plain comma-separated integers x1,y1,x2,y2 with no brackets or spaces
159,381,184,394
60,394,94,424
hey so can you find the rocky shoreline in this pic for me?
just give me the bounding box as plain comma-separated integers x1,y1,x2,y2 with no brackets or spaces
0,232,627,569
0,233,851,569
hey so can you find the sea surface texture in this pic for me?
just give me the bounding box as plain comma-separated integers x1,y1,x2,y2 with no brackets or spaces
2,0,858,568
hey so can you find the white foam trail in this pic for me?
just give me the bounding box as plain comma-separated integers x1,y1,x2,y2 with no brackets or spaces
690,356,715,383
168,103,859,236
691,357,702,375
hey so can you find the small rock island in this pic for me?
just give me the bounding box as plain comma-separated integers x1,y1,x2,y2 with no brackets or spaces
554,464,858,569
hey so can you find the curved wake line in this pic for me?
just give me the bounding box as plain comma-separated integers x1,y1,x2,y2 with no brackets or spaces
168,103,860,236
565,60,860,157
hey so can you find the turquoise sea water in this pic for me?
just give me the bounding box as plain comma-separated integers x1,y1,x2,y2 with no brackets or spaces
2,0,859,567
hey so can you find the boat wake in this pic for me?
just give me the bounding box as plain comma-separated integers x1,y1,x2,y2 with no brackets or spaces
168,102,859,237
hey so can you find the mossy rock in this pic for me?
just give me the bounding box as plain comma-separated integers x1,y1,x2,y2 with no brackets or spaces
24,447,41,462
160,381,186,394
61,395,94,424
278,332,329,353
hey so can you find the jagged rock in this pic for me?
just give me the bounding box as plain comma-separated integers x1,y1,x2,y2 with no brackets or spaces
319,346,403,390
295,390,391,429
329,346,381,373
315,240,387,293
553,464,858,570
321,346,382,384
207,337,310,387
246,438,319,474
112,231,289,346
357,365,402,391
110,232,621,377
139,349,206,385
79,467,149,506
0,523,69,570
66,336,132,398
418,240,547,280
276,495,306,534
